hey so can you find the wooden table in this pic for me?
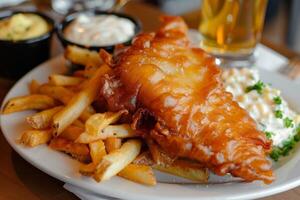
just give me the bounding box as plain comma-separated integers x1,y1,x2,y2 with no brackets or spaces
0,1,299,200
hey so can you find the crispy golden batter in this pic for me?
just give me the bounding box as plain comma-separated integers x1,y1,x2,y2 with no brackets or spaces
101,16,274,183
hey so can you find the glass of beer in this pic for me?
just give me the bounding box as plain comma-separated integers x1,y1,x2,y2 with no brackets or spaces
199,0,268,61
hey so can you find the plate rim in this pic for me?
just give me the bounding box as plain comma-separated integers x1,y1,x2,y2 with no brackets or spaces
1,55,300,200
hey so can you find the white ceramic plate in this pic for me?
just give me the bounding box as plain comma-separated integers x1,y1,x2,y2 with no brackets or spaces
1,55,300,200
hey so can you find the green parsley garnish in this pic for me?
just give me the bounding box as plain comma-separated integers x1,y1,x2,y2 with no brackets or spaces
270,124,300,161
270,148,281,161
282,140,296,156
275,110,283,119
245,80,265,94
273,96,282,105
294,124,300,142
284,117,294,128
270,139,296,161
264,131,273,139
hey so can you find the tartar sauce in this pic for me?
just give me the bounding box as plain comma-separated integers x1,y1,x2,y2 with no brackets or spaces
64,14,135,46
222,68,300,148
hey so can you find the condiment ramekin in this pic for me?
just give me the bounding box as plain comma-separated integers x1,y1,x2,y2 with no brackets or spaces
56,10,141,53
0,11,54,79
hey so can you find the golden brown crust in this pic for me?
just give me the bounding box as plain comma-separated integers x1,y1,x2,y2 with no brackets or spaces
101,16,274,183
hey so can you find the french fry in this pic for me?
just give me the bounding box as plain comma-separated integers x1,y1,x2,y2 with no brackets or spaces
38,84,95,122
118,164,156,186
105,137,122,153
2,95,57,114
28,80,40,94
86,110,127,136
73,69,99,80
76,111,128,144
76,124,137,144
101,124,138,139
64,85,81,93
49,137,90,163
72,120,85,129
11,42,212,187
153,160,209,182
19,129,52,147
52,64,111,136
81,144,156,185
75,132,99,144
147,138,176,165
78,136,115,175
26,106,63,129
78,109,93,122
79,163,96,176
62,80,86,93
75,79,89,91
83,64,98,78
65,45,102,68
79,140,107,176
38,84,74,104
60,125,84,141
93,139,141,182
49,74,84,86
89,140,106,164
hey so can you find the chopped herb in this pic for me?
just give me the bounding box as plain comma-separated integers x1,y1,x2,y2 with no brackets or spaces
294,125,300,142
281,140,295,156
270,125,300,161
273,96,282,105
270,148,281,161
296,124,300,133
284,117,294,128
264,131,273,139
275,110,283,119
270,139,296,161
294,134,300,142
245,80,265,94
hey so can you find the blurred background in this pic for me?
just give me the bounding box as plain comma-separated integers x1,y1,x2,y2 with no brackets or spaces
144,0,300,54
1,0,299,53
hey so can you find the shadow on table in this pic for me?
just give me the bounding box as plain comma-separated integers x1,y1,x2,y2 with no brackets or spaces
11,150,78,200
0,78,14,103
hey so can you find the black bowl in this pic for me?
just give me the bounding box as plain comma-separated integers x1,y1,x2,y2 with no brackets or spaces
0,11,54,80
56,10,141,53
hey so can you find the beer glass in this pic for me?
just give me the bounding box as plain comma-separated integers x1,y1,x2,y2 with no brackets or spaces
199,0,268,60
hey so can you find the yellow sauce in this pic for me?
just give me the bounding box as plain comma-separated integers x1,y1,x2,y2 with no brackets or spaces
0,13,51,41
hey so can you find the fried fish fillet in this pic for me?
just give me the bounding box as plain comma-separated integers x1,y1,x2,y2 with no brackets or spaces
101,16,274,183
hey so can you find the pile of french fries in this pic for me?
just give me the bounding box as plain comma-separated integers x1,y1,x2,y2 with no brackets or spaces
2,45,208,186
